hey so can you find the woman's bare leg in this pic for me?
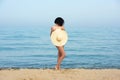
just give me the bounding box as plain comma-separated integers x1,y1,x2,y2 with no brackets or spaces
57,51,61,63
55,51,61,70
56,46,66,70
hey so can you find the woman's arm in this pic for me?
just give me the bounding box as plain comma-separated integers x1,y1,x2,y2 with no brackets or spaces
50,28,52,36
50,27,55,36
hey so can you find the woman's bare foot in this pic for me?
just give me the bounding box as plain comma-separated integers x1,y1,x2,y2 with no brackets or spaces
55,65,60,70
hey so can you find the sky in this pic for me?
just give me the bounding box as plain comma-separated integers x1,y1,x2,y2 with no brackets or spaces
0,0,120,27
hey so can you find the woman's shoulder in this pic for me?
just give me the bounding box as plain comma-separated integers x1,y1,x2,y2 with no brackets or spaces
51,26,65,31
61,26,65,30
51,26,56,31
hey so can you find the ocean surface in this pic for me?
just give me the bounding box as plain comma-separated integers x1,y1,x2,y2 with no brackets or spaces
0,26,120,69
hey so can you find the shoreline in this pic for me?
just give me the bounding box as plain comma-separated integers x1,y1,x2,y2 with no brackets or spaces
0,69,120,80
0,67,120,70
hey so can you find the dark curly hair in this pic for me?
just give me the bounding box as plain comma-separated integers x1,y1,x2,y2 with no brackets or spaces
54,17,64,26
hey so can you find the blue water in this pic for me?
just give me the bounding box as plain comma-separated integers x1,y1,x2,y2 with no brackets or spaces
0,26,120,69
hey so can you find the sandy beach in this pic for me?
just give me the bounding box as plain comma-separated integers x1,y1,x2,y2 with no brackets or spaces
0,69,120,80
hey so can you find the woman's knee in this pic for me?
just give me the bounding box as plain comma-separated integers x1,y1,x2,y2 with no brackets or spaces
62,53,66,58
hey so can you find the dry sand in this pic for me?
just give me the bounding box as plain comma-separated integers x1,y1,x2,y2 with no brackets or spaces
0,69,120,80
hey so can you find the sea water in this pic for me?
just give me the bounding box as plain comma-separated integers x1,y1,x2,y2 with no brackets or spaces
0,26,120,69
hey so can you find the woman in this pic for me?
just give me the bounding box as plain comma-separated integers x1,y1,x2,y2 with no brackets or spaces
50,17,68,70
